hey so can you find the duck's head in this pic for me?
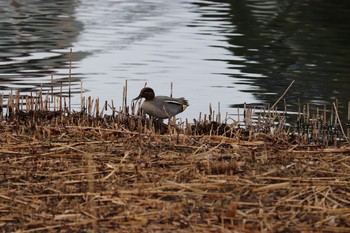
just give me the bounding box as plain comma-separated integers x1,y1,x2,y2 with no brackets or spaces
133,87,155,101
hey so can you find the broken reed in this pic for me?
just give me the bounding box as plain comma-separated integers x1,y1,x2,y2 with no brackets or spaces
231,101,350,146
293,101,350,146
0,84,349,145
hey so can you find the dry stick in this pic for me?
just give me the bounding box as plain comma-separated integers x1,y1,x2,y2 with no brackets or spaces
334,99,339,126
64,97,67,111
124,80,128,114
69,48,72,112
81,80,83,111
122,85,125,114
270,80,295,111
8,89,12,116
35,91,38,110
53,95,56,111
47,91,50,110
40,83,43,110
51,73,54,104
297,99,301,122
170,82,173,97
25,95,29,111
110,100,115,116
121,81,127,114
60,82,63,111
333,102,350,144
209,103,212,122
0,94,3,120
16,90,20,113
307,103,310,123
31,92,34,111
95,98,99,117
88,96,92,115
243,102,247,128
217,101,221,123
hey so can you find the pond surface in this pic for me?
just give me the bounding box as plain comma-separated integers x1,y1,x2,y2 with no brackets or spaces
1,0,350,121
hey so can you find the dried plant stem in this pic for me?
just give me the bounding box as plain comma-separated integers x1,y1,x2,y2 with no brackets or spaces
333,102,350,144
69,48,72,111
270,80,295,110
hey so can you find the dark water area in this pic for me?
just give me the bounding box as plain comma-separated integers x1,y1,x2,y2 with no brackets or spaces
223,0,350,110
0,0,349,121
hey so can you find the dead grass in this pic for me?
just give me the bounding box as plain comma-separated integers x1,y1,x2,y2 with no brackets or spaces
1,111,350,233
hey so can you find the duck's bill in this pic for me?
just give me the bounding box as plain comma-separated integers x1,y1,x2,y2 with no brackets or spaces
132,96,141,101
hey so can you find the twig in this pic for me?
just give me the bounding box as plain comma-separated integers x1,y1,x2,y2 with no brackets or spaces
270,80,295,110
333,102,350,144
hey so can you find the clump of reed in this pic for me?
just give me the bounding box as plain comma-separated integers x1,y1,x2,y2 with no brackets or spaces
2,79,350,232
1,78,349,148
1,88,350,233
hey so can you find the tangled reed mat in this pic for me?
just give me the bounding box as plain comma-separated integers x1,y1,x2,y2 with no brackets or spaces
1,111,350,233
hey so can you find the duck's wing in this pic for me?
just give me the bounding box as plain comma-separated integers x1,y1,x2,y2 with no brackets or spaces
152,96,188,115
163,97,189,110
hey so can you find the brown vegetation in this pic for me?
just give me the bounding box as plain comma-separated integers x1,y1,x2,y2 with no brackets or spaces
1,97,350,233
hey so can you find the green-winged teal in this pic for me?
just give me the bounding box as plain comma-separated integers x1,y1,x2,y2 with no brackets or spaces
133,87,189,119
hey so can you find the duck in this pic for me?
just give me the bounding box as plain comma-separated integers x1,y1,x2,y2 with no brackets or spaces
133,87,189,119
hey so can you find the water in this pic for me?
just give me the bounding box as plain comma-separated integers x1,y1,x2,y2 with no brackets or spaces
1,0,349,121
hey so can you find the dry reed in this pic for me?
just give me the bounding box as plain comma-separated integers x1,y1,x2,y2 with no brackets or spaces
0,82,350,232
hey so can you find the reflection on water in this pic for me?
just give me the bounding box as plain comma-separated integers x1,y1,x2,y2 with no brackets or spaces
0,0,349,120
0,0,83,93
225,0,350,112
